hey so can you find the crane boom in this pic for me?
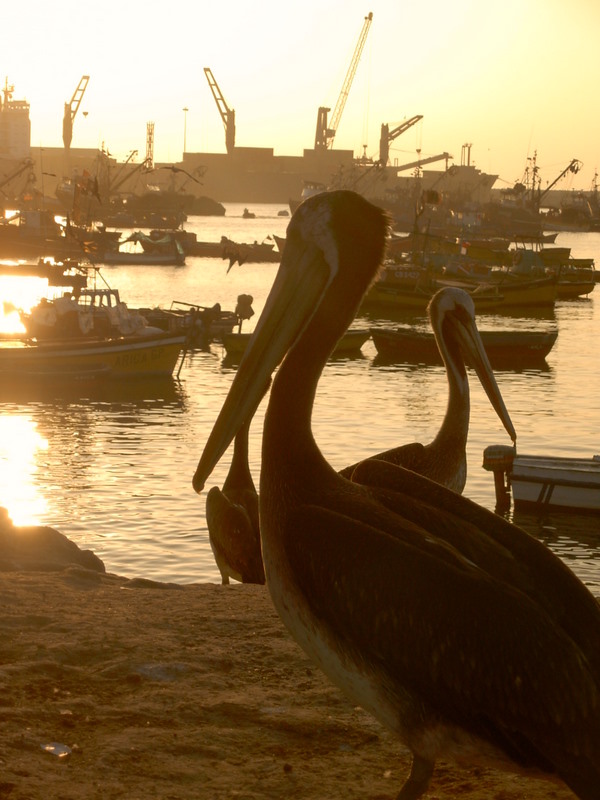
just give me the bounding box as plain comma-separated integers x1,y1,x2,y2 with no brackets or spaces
394,152,453,172
62,75,90,150
329,12,373,140
204,67,236,154
315,12,373,150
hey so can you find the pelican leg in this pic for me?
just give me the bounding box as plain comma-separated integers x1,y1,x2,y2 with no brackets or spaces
396,755,434,800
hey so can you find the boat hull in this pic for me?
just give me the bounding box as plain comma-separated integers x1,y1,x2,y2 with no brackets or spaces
0,333,186,380
361,275,557,313
222,329,370,358
510,454,600,513
371,327,558,368
556,278,596,299
101,251,185,266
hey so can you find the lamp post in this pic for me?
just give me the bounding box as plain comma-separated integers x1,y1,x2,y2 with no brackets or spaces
182,107,188,156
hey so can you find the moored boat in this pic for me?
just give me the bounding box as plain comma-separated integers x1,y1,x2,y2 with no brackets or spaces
361,281,501,313
362,273,557,314
222,328,370,359
152,230,280,263
139,300,239,347
437,274,559,308
0,331,186,381
21,284,158,341
0,209,120,260
509,238,596,298
102,231,185,266
483,445,600,513
372,326,558,367
221,237,280,266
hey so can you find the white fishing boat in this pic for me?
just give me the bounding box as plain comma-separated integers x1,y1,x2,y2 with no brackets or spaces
21,285,158,340
483,445,600,513
0,331,186,381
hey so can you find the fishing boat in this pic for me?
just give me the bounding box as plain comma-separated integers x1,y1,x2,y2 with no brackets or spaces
508,237,596,298
102,231,185,266
0,331,186,381
362,273,557,314
554,264,596,298
21,284,159,340
143,229,280,264
151,230,226,258
221,237,280,266
482,445,600,513
139,300,239,347
221,328,370,359
438,274,559,307
371,326,558,368
0,209,120,260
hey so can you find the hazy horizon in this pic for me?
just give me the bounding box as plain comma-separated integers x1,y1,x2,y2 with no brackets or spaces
4,0,599,191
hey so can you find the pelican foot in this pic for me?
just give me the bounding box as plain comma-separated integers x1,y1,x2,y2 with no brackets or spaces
396,755,434,800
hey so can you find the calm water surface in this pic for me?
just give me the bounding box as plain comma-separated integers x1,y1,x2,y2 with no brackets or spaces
1,204,600,590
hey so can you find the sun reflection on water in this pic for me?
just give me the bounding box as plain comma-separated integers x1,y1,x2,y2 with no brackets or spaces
0,275,48,334
0,415,49,524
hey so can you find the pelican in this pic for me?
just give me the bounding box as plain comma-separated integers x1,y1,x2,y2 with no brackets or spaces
340,286,517,493
193,191,600,799
205,416,265,585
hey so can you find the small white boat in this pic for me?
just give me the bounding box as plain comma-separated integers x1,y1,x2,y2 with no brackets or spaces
0,331,186,381
21,286,160,340
483,445,600,513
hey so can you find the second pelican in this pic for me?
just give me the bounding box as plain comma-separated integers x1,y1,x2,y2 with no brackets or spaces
205,416,264,585
340,286,516,492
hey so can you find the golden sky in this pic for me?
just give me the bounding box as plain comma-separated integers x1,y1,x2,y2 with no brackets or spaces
4,0,599,190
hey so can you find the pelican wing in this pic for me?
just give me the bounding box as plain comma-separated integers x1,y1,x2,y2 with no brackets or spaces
339,441,427,480
349,458,600,671
281,502,600,776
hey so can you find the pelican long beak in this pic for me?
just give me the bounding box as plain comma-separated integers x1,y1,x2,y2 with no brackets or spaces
454,316,517,444
193,236,332,492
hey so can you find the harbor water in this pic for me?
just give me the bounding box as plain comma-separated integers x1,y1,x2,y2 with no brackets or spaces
1,203,600,590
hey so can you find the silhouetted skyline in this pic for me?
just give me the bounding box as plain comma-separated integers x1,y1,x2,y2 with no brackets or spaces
4,0,599,189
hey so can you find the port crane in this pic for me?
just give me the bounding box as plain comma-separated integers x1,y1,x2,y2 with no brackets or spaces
314,11,373,151
62,75,89,150
204,68,235,154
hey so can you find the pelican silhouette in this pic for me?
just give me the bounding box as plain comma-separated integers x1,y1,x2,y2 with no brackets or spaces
340,286,516,492
194,191,600,799
205,416,264,585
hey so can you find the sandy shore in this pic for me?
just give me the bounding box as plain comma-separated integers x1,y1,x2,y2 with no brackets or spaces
0,522,577,799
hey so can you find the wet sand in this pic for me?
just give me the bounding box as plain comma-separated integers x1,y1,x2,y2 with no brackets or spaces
0,523,577,799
